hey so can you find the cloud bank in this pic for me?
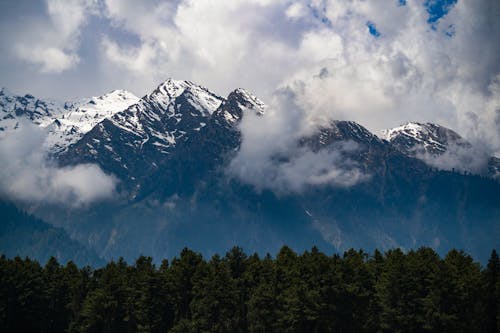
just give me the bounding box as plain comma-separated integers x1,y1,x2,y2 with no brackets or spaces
0,123,117,207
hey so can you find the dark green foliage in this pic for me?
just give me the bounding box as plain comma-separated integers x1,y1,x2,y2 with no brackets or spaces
0,247,497,332
484,250,500,333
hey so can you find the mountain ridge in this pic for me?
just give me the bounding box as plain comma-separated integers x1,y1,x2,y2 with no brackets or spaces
1,79,498,263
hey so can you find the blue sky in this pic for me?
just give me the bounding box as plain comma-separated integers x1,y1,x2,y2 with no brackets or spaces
0,0,498,156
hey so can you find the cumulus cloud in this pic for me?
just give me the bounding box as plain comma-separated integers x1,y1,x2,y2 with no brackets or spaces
15,45,80,74
98,0,328,98
0,122,117,207
11,0,98,73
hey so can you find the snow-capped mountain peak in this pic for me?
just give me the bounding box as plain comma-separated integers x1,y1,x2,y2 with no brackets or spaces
144,79,223,117
44,90,139,153
381,122,468,156
211,88,266,126
231,88,266,114
382,122,500,178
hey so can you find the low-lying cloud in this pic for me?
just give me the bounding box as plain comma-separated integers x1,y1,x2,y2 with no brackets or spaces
0,122,117,207
228,88,369,193
416,143,491,174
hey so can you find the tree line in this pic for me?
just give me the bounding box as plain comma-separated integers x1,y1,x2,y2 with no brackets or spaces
0,246,499,333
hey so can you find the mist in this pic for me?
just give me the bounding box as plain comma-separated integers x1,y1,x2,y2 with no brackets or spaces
0,122,117,207
228,88,369,193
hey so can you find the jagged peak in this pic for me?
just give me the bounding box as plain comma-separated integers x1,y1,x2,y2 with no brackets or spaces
299,120,383,151
228,88,266,114
150,78,217,100
154,78,193,98
143,78,224,115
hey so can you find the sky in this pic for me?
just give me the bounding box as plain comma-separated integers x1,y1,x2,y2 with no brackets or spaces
0,0,499,153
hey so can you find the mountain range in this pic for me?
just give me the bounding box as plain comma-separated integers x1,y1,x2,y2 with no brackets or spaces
0,80,499,264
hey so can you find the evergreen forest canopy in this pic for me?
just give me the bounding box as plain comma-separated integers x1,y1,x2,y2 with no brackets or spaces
1,246,499,333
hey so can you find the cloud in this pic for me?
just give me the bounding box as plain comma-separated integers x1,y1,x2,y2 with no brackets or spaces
225,0,499,191
416,143,491,174
0,122,117,207
15,45,80,73
275,0,500,156
98,0,329,98
228,88,369,192
10,0,98,73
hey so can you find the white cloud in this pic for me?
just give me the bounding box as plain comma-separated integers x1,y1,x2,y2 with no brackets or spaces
12,0,98,73
0,122,117,207
416,143,490,174
15,45,80,73
99,0,315,98
228,88,369,192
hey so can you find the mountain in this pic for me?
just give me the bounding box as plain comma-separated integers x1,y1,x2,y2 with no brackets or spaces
59,79,224,185
1,80,499,264
0,199,103,266
382,122,500,178
381,122,470,155
0,87,138,153
45,89,139,153
0,87,63,133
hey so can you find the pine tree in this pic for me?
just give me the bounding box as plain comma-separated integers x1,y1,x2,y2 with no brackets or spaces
190,254,239,332
167,248,204,323
246,253,278,333
76,258,132,333
224,246,249,332
483,249,500,333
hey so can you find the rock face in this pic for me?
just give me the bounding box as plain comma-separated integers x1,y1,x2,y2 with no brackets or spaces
1,80,499,264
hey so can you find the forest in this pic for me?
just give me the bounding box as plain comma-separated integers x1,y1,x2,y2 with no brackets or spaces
0,246,499,333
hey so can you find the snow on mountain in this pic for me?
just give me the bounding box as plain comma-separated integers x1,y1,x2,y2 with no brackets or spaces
212,88,266,126
381,122,500,177
59,79,226,182
108,79,223,149
381,122,469,156
0,87,139,153
46,90,139,153
0,87,64,134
